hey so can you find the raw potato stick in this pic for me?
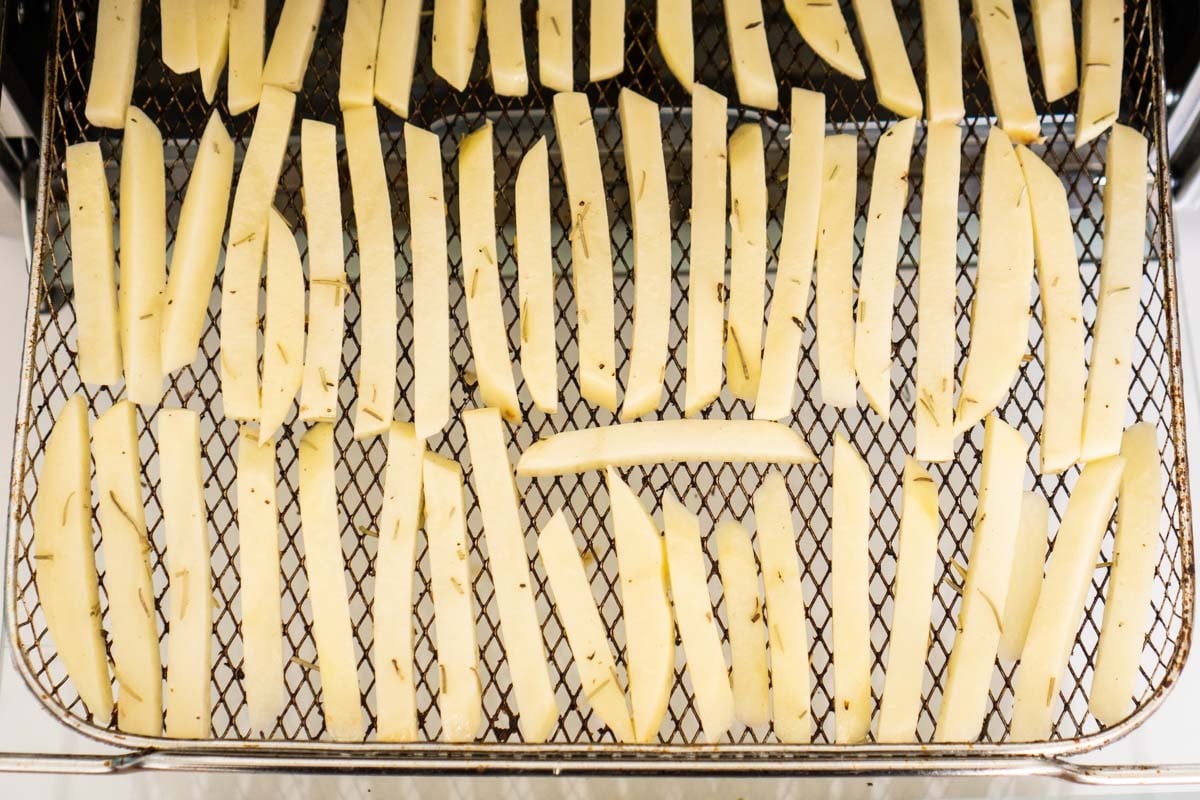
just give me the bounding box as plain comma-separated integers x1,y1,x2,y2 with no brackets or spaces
831,435,872,743
159,409,214,739
553,93,618,412
656,0,693,90
726,123,768,402
515,138,558,414
851,0,922,116
815,134,858,408
1080,125,1149,461
487,0,529,95
406,123,452,437
1075,0,1123,148
783,0,865,81
972,0,1040,144
375,0,423,116
198,0,231,105
32,395,113,723
1010,456,1125,741
997,491,1048,663
433,0,483,91
1031,0,1078,102
517,420,817,476
161,0,200,74
684,84,728,417
590,0,625,81
228,0,266,115
93,401,162,736
464,409,559,742
263,0,324,91
935,415,1028,742
64,142,122,385
723,0,777,110
919,0,964,123
537,0,572,91
715,521,770,727
85,0,141,128
258,209,306,443
340,0,384,109
618,88,671,421
297,424,365,741
854,117,917,419
755,89,824,420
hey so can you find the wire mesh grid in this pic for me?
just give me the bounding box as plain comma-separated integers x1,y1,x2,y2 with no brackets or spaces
3,0,1191,763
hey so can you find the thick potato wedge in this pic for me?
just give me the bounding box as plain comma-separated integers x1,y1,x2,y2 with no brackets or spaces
262,0,324,91
723,0,777,110
783,0,865,81
997,491,1048,663
433,0,483,91
972,0,1040,143
715,520,769,727
340,0,384,109
656,0,693,89
537,0,572,91
486,0,529,95
85,0,141,128
515,138,558,414
374,0,423,116
831,435,872,743
1031,0,1078,103
815,134,858,408
726,123,767,402
161,0,199,74
590,0,625,81
919,0,964,122
258,209,306,443
228,0,265,115
851,0,922,116
1075,0,1123,147
197,0,231,104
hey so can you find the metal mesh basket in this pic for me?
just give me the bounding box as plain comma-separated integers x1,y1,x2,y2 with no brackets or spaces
2,0,1191,774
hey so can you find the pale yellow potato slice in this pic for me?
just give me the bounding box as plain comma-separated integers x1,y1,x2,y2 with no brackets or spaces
656,0,693,90
464,408,559,742
344,105,398,439
1015,145,1086,473
783,0,865,81
423,452,483,742
914,121,962,462
405,123,451,437
373,423,425,742
434,0,483,91
1031,0,1078,103
854,117,917,419
606,469,673,742
1011,456,1124,742
486,0,529,95
197,0,231,105
221,86,297,421
934,415,1028,742
1080,125,1149,461
235,428,285,735
815,134,858,409
515,137,558,414
537,0,572,91
715,520,769,727
538,510,635,742
589,0,625,81
851,0,921,116
65,142,122,386
972,0,1040,144
754,471,813,743
375,0,423,116
1075,0,1123,148
831,434,872,743
340,0,383,109
1090,423,1161,725
755,89,824,420
997,491,1048,663
298,120,346,423
553,92,618,411
158,409,214,739
228,0,265,115
85,0,141,128
726,123,767,402
162,114,235,375
161,0,199,74
723,0,777,110
662,495,734,744
297,424,365,741
33,395,112,723
919,0,964,123
93,401,161,735
119,107,167,407
618,88,671,421
684,84,728,417
517,420,817,476
262,0,324,91
258,210,306,443
953,127,1033,435
877,459,939,744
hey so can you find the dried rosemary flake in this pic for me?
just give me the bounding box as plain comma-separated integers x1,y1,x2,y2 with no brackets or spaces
520,300,529,341
584,675,613,700
391,658,403,677
940,575,964,595
175,569,190,621
993,4,1009,18
828,164,839,181
275,342,289,363
638,170,647,201
231,231,256,247
744,19,762,29
109,490,139,532
480,246,494,265
356,524,380,538
363,406,384,422
290,655,318,671
137,587,150,617
550,15,560,35
469,269,480,299
979,590,1003,633
727,327,751,381
951,561,968,582
115,674,144,704
61,491,75,526
1091,112,1117,128
449,576,465,594
1046,677,1056,705
1096,560,1114,569
1108,285,1132,295
33,553,55,561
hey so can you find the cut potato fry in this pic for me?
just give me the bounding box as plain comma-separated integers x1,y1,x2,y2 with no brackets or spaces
344,105,398,439
914,121,962,462
228,0,266,115
93,400,161,736
258,209,306,443
1075,0,1123,147
953,127,1033,435
85,0,141,128
606,470,673,742
1080,125,1149,462
783,0,865,81
297,424,365,741
1091,423,1161,725
656,0,693,90
1014,145,1086,474
423,452,483,742
726,123,767,402
854,117,916,418
119,107,167,407
340,0,383,109
590,0,625,81
1010,456,1124,742
235,428,285,734
1031,0,1077,103
298,119,346,423
684,84,728,417
161,0,200,74
197,0,231,105
662,495,734,744
877,459,940,744
723,0,777,110
515,137,558,414
162,114,235,375
831,435,872,743
618,88,671,421
517,420,817,476
972,0,1040,144
458,123,522,422
538,510,635,742
815,134,858,409
405,123,452,437
464,408,559,742
919,0,964,123
262,0,324,91
851,0,922,116
755,89,824,420
158,409,214,740
537,0,572,91
434,0,483,91
486,0,529,95
33,395,112,723
373,423,425,742
553,93,618,411
935,415,1028,742
65,142,122,386
374,0,423,116
715,520,769,727
754,472,813,743
997,491,1048,663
